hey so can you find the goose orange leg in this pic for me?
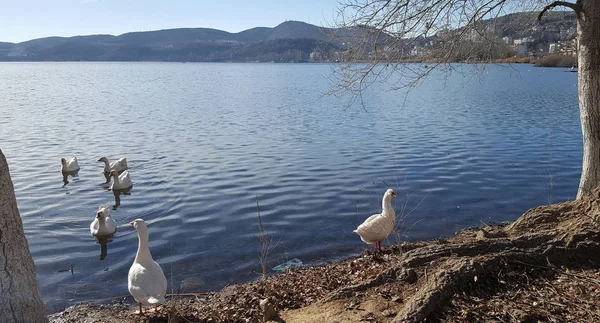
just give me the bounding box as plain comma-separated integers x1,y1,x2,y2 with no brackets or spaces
133,302,144,315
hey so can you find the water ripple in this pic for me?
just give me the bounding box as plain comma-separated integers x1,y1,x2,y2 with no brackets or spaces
0,62,581,312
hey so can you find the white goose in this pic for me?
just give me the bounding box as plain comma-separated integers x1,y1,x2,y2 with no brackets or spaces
90,205,117,237
109,170,133,190
60,156,80,172
98,156,128,173
128,219,167,315
354,189,397,252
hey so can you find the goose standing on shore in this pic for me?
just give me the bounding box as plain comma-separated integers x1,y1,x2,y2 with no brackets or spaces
128,219,167,315
109,170,133,191
60,156,80,173
354,189,397,252
90,205,117,237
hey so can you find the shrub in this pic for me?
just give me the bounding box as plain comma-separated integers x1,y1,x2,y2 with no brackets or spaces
535,55,577,68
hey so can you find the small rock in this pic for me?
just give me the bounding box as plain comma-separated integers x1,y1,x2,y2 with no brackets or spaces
476,229,491,240
382,309,396,317
392,296,403,303
259,297,279,323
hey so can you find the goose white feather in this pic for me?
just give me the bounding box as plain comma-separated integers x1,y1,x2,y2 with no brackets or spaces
60,156,80,172
90,205,117,237
98,156,128,173
109,170,133,190
354,189,397,251
128,219,167,314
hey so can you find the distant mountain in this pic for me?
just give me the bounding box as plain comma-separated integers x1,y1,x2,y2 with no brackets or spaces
235,27,273,41
0,21,361,62
117,28,232,46
478,11,577,42
265,21,329,41
0,12,576,62
0,42,13,56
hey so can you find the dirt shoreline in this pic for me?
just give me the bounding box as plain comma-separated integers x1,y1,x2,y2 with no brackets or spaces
49,188,600,323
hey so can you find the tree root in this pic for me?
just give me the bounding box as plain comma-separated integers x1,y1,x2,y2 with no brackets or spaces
321,186,600,322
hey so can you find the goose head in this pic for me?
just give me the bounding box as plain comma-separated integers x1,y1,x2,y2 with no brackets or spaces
384,189,397,200
109,170,119,178
97,156,108,163
60,158,67,166
96,205,110,219
130,218,148,232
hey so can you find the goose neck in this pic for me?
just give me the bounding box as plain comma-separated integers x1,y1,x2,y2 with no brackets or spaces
134,229,152,262
382,198,393,215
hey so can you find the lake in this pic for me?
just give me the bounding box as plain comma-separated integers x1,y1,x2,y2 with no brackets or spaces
0,62,581,312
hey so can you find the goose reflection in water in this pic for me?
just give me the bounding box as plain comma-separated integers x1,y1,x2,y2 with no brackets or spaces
94,235,115,260
61,170,79,186
112,188,132,210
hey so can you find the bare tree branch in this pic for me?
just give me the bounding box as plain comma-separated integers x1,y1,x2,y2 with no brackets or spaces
538,1,582,22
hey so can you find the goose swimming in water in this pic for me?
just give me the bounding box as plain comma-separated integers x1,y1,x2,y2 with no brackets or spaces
128,219,167,315
98,156,128,183
60,156,80,173
98,156,128,173
90,205,117,237
109,170,133,191
354,189,397,252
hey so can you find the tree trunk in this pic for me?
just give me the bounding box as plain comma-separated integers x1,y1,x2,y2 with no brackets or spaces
0,150,47,322
576,0,600,199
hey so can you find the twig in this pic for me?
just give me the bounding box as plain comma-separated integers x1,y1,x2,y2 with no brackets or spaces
256,195,276,280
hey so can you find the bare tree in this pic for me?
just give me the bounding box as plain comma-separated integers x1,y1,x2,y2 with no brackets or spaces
0,149,47,322
334,0,599,199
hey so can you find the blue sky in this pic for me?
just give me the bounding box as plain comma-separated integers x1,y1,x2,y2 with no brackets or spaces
0,0,341,43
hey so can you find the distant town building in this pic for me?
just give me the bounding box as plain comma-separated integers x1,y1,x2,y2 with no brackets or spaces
546,38,578,56
516,44,528,57
410,46,428,58
502,36,513,45
309,51,322,61
513,37,533,45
